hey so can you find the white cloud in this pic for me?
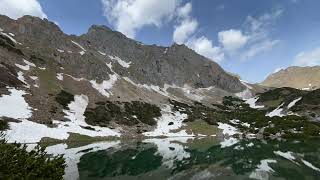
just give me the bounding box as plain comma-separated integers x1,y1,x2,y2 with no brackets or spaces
293,47,320,66
173,3,198,44
101,0,181,38
173,18,198,44
177,2,192,19
241,39,280,60
235,9,283,60
218,29,248,53
0,0,47,20
187,36,224,62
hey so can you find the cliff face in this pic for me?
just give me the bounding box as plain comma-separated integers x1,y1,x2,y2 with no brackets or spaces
262,66,320,90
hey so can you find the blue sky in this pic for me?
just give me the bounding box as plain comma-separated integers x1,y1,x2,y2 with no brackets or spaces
2,0,320,83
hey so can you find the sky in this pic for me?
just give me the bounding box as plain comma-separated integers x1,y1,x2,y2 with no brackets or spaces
1,0,320,83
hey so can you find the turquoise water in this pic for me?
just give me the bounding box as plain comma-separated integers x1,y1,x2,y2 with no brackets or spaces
47,137,320,180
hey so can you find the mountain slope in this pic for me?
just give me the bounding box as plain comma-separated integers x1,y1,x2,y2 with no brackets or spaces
261,66,320,90
0,15,250,141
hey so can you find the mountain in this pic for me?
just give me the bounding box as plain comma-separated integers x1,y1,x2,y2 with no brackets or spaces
261,66,320,90
0,15,249,140
1,15,319,143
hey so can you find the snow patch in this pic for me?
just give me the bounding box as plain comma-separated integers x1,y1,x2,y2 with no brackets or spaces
57,49,64,53
266,103,284,117
109,55,131,68
1,32,17,44
274,151,295,162
56,73,64,81
8,33,15,37
90,74,118,97
98,51,106,56
4,94,120,143
71,40,86,51
17,71,30,88
246,97,265,109
0,88,32,119
301,159,320,172
15,59,36,71
287,97,302,109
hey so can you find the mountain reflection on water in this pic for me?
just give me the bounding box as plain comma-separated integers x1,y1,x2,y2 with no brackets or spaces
45,137,320,180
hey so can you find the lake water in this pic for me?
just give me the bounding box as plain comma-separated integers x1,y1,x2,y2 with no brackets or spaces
45,137,320,180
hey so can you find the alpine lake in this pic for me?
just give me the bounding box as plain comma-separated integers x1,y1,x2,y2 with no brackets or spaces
41,136,320,180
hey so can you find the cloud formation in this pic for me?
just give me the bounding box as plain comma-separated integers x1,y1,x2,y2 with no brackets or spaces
293,47,320,66
0,0,47,20
173,2,224,62
101,0,181,38
187,36,224,62
173,3,198,44
218,29,248,53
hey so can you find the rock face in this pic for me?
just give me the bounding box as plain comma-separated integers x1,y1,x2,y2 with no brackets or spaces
261,66,320,90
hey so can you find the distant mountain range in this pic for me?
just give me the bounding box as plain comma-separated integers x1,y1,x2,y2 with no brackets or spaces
261,66,320,90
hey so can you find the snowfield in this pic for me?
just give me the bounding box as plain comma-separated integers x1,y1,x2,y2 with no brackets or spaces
4,94,120,143
0,88,32,119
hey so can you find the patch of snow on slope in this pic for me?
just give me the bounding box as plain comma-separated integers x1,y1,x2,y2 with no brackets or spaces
123,77,170,98
266,103,284,117
46,141,120,180
143,105,193,137
56,73,63,81
249,159,277,180
5,120,69,143
109,55,131,68
274,151,296,162
15,59,36,71
8,33,15,37
60,95,121,137
0,88,32,119
301,159,320,172
65,74,86,81
57,49,64,53
71,40,86,55
220,137,239,148
143,138,191,168
245,97,265,109
17,71,30,88
236,80,253,99
98,51,106,56
287,97,302,109
1,32,17,44
71,40,86,51
5,95,120,143
90,74,118,97
217,122,239,136
29,76,39,88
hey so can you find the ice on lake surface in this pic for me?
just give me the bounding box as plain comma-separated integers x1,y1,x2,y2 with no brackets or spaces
43,137,320,180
